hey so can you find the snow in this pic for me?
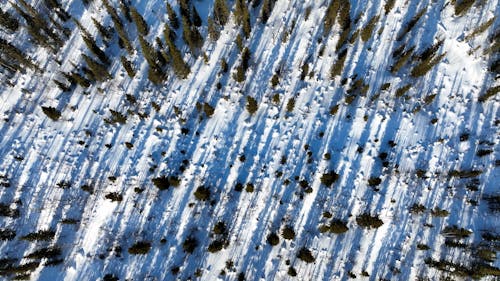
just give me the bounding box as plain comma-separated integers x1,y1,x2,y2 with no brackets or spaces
0,0,499,280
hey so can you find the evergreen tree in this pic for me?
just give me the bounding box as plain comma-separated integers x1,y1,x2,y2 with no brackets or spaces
102,0,133,53
120,56,136,77
92,17,112,41
323,0,340,36
192,6,202,27
234,0,251,38
182,16,203,52
213,0,229,26
119,0,132,22
0,38,37,71
163,23,177,42
179,0,191,19
130,7,149,36
208,17,220,41
166,3,180,29
164,24,190,78
260,0,277,23
81,34,109,65
0,8,20,32
82,54,111,81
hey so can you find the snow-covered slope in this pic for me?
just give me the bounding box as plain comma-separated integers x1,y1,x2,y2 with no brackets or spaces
0,0,499,280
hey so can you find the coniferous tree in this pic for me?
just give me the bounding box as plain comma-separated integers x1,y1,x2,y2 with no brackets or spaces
0,8,20,32
182,16,203,52
179,0,191,19
192,6,202,27
208,17,220,41
213,0,229,26
234,0,251,38
82,54,111,81
102,0,133,53
164,24,190,78
130,7,149,36
166,3,180,29
260,0,276,23
81,34,110,65
119,0,132,22
120,56,136,77
0,38,37,71
323,0,340,36
163,22,177,42
92,17,112,41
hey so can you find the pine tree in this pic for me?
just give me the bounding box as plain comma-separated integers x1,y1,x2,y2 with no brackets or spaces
81,34,109,65
260,0,277,23
164,23,177,42
130,7,149,35
0,38,37,71
213,0,229,26
139,35,159,68
120,56,136,77
92,17,112,41
166,3,180,29
234,0,251,38
182,16,203,52
0,8,20,32
192,6,202,27
102,0,133,53
208,17,220,41
82,54,111,81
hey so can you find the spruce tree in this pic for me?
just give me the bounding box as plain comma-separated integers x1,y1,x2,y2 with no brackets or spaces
120,56,136,77
130,7,149,36
82,54,111,81
0,8,20,32
92,17,112,41
208,17,220,41
166,3,180,29
213,0,229,26
234,0,251,38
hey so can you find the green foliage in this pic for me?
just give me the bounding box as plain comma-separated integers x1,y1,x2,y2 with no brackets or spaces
360,15,380,42
82,55,111,81
208,239,225,253
182,16,204,53
281,226,295,240
213,0,230,26
234,0,251,37
391,46,414,73
431,207,449,217
0,8,20,32
260,0,277,23
92,17,112,41
321,219,349,234
152,175,181,190
330,48,347,77
455,0,476,16
297,247,315,263
286,97,295,112
120,56,136,77
128,241,151,255
409,203,426,214
208,17,220,41
320,171,339,187
107,109,127,124
478,85,499,102
410,53,446,77
25,246,61,259
130,7,149,35
0,229,16,240
41,106,61,121
0,38,37,71
105,192,123,202
21,229,55,241
356,213,383,228
102,0,133,54
442,226,472,238
384,0,396,14
323,0,340,36
166,3,179,29
395,84,411,97
266,232,280,246
194,186,211,201
183,237,198,253
246,96,258,115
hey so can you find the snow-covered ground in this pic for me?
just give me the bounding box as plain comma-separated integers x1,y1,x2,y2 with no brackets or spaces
0,0,498,280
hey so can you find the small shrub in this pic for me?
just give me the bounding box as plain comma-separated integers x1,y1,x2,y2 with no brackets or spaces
183,237,198,253
213,221,227,235
409,203,426,214
21,229,55,241
41,106,61,121
25,246,61,259
448,170,482,178
194,186,211,201
0,228,16,240
476,149,493,157
368,177,382,186
152,175,181,190
454,0,476,16
329,219,349,234
286,98,295,112
0,203,19,218
266,232,280,246
431,207,449,217
107,110,127,124
105,192,123,202
203,103,215,117
296,247,315,263
246,96,258,115
356,213,383,229
208,239,225,253
442,226,472,239
288,266,297,276
320,171,339,187
281,226,295,240
417,243,429,250
245,183,254,192
128,241,151,255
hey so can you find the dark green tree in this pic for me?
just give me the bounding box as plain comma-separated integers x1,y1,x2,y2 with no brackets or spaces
213,0,229,26
166,3,179,29
130,6,149,35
